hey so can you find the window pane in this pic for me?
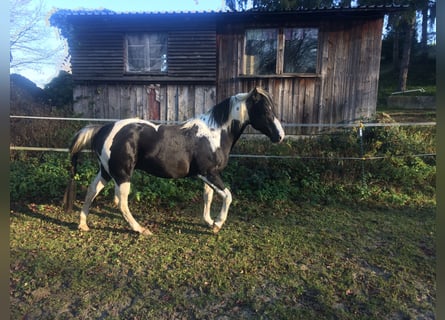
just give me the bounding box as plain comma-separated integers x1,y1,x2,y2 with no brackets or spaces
283,28,318,73
127,45,145,71
126,33,167,73
244,29,277,75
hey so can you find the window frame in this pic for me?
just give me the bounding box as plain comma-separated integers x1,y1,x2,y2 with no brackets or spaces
124,32,168,75
242,27,319,77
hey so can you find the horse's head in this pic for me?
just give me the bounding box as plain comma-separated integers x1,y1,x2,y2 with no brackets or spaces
244,87,285,143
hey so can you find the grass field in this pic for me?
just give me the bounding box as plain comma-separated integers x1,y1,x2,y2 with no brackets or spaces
10,111,436,319
9,47,437,318
10,196,435,319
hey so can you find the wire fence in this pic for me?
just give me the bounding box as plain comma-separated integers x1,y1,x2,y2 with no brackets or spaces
9,115,437,127
10,115,437,161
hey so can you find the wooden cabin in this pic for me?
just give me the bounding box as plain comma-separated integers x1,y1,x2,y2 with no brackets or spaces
50,6,404,134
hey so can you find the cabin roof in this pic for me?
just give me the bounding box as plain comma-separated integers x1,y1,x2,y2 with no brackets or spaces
50,5,408,32
51,4,407,16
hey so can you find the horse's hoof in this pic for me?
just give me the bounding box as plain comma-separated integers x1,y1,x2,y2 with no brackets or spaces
212,224,221,234
140,228,153,236
78,224,90,232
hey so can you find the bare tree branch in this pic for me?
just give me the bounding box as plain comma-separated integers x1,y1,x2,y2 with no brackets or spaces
10,0,68,73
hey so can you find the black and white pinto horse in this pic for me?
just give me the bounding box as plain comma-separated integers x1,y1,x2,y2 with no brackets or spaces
64,87,284,235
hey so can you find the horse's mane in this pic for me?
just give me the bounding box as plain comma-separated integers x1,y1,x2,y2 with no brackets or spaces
203,87,272,128
255,87,274,109
207,97,232,127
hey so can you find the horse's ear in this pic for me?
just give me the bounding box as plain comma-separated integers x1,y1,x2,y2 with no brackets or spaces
250,87,261,102
248,87,260,94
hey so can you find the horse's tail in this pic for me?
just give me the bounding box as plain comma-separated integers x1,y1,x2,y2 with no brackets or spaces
63,125,103,212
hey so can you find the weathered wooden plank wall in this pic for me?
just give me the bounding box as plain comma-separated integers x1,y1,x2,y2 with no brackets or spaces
68,16,216,82
319,19,383,125
217,18,383,133
217,25,320,134
73,84,216,122
235,77,319,134
66,13,384,135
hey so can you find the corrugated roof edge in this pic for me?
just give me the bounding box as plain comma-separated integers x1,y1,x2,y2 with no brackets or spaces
51,4,409,16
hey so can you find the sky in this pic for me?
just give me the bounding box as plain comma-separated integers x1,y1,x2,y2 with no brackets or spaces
11,0,227,87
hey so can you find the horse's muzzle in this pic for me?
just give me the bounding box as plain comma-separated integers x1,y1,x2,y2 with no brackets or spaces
273,118,285,143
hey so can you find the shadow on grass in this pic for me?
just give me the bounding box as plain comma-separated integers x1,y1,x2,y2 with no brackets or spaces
87,201,212,236
156,217,213,236
11,202,79,231
11,202,138,235
11,201,212,237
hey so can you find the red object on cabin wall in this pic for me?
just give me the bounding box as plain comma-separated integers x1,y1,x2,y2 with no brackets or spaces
147,86,160,121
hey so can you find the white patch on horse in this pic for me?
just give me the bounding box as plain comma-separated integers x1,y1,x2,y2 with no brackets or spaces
198,93,250,130
181,119,221,152
274,117,285,142
185,93,251,153
100,118,160,174
233,92,250,101
229,95,249,125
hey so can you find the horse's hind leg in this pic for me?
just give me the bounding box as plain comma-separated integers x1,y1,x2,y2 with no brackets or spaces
79,173,108,232
113,184,119,207
116,182,152,236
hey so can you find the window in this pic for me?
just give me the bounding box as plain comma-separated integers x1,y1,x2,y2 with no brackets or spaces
283,28,318,73
243,28,318,75
126,33,168,73
244,29,278,75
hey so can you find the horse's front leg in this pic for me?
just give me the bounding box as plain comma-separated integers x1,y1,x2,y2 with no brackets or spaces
198,174,232,234
202,183,214,227
212,187,232,234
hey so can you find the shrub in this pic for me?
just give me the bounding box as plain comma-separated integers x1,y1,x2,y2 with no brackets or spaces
10,123,435,207
43,71,73,108
10,152,70,202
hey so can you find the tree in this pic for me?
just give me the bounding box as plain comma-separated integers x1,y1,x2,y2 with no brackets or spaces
225,0,336,11
420,0,436,55
10,0,68,74
44,70,73,107
397,11,416,92
360,0,435,91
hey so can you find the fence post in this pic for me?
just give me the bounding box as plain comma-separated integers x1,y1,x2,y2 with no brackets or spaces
358,122,366,188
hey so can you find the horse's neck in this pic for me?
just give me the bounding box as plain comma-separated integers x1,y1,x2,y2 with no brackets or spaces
200,96,250,149
226,96,250,147
227,121,248,150
218,113,249,151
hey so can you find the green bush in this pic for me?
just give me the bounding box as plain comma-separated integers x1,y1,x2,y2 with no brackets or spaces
43,71,74,108
10,125,435,207
9,151,203,206
226,125,435,206
130,171,201,207
10,152,70,202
